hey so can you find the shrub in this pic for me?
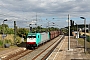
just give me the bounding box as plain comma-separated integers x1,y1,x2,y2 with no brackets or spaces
0,40,3,47
5,39,12,45
86,35,90,42
16,36,21,44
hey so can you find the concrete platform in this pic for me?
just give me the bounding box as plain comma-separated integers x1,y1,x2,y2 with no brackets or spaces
46,36,90,60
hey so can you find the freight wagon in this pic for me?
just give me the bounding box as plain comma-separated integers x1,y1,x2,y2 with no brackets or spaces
26,31,60,49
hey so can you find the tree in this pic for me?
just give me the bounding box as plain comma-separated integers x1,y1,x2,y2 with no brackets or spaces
0,24,10,34
17,28,29,39
70,20,74,36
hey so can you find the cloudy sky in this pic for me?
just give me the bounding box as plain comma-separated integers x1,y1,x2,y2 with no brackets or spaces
0,0,90,28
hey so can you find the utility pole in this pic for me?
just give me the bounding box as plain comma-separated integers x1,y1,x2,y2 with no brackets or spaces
75,23,78,46
2,19,7,48
29,24,32,33
68,14,70,50
89,24,90,32
14,21,16,45
84,18,86,53
80,17,86,53
35,13,37,33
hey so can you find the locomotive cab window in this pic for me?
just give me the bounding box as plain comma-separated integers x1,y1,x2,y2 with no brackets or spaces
28,36,36,38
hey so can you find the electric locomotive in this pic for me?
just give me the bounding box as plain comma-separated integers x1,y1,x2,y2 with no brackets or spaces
26,31,60,49
26,32,50,49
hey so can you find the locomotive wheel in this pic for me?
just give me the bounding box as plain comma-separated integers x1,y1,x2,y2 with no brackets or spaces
26,44,29,49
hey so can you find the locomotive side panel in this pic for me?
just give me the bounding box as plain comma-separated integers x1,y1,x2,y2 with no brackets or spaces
36,33,41,46
40,32,50,44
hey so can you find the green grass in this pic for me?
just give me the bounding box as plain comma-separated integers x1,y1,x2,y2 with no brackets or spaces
78,38,84,46
78,38,90,48
78,38,90,54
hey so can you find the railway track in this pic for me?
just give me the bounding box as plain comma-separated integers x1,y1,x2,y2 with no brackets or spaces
0,35,64,60
9,50,32,60
0,48,28,60
19,35,64,60
0,48,33,60
34,35,64,60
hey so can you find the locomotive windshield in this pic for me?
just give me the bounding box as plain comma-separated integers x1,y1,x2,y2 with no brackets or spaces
28,36,36,38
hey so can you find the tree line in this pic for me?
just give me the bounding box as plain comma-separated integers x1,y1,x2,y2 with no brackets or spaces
0,24,60,39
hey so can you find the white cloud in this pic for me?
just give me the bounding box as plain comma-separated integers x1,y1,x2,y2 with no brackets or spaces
62,0,75,2
0,0,90,28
